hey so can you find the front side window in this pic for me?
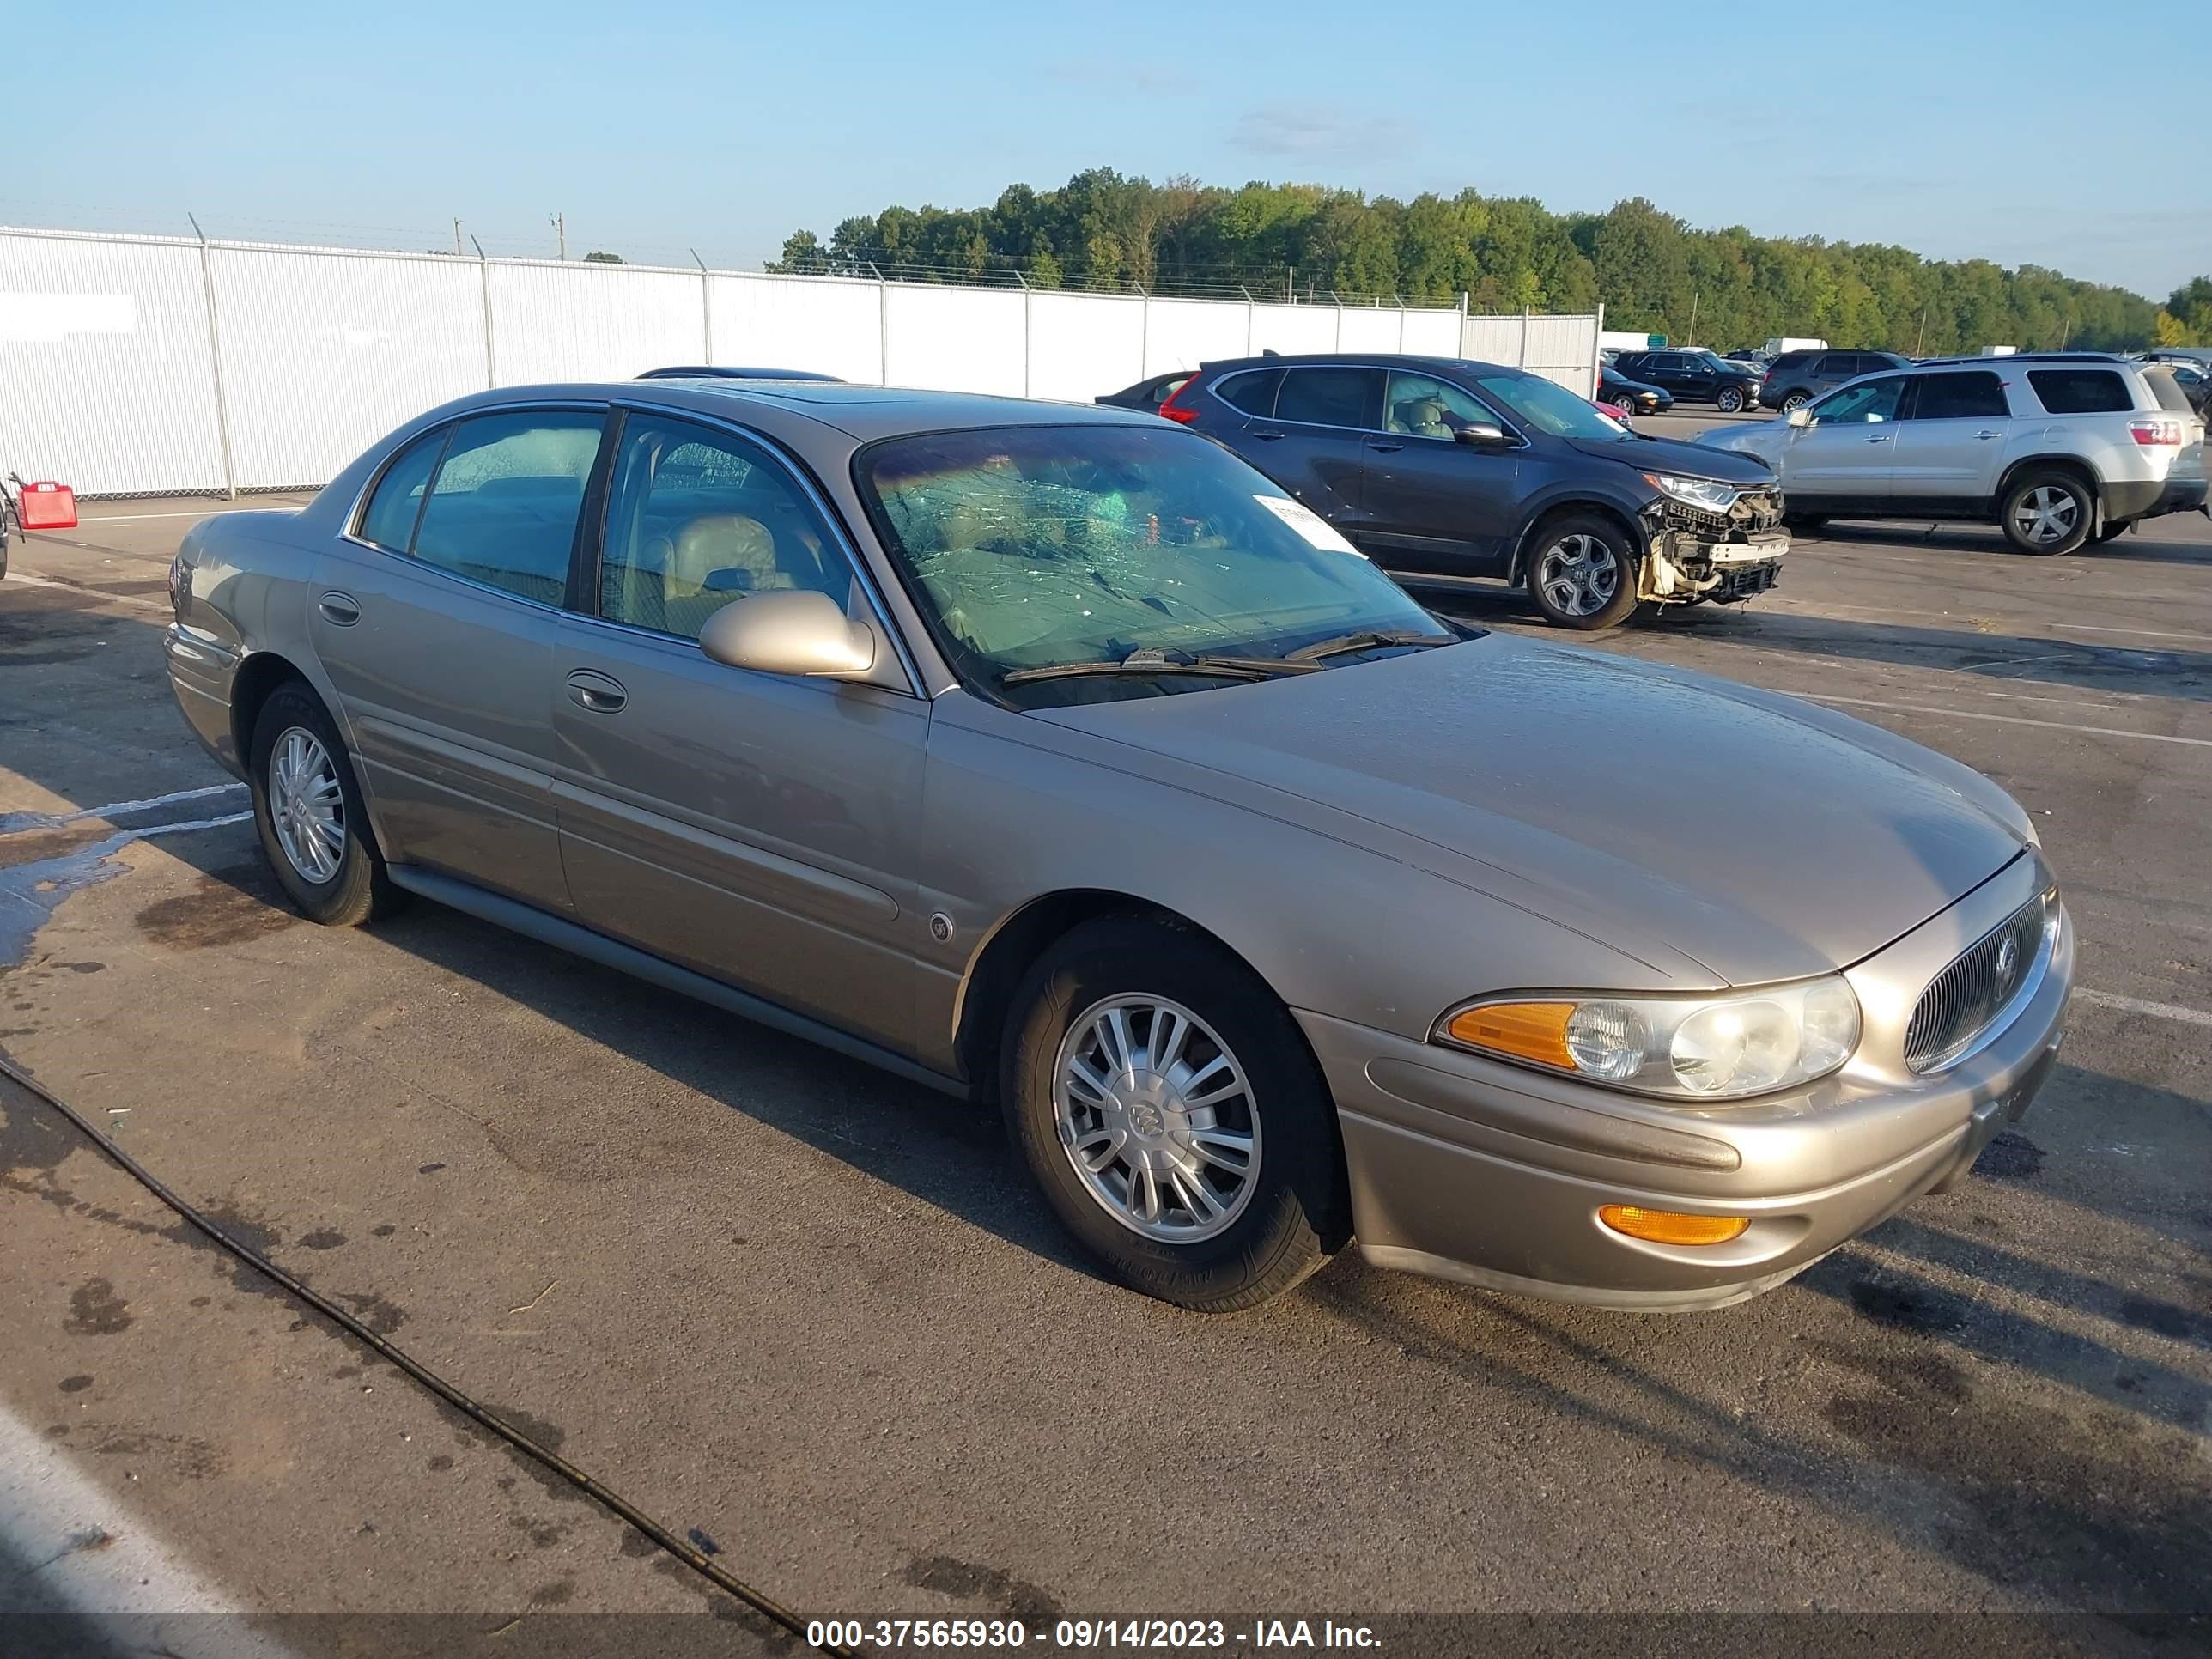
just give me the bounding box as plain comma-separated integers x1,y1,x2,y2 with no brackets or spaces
357,428,446,552
1810,376,1905,425
1383,371,1497,439
1274,367,1383,429
411,410,605,605
1907,372,2009,421
2027,369,2133,415
597,415,846,641
855,423,1450,702
1472,372,1627,441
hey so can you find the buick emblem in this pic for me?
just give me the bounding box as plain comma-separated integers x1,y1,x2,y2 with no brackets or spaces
1995,934,2021,997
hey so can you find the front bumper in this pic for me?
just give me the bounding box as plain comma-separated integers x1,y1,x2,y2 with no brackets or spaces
163,621,246,777
1300,856,2073,1311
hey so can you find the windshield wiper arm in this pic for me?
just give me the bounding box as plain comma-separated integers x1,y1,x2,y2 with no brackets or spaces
999,648,1322,687
1286,629,1457,663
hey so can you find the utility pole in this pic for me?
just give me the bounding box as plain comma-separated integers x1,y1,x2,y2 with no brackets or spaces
1915,303,1930,358
453,218,463,256
1686,290,1698,347
550,212,566,260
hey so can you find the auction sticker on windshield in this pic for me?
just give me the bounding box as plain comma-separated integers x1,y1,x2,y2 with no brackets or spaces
1255,495,1365,556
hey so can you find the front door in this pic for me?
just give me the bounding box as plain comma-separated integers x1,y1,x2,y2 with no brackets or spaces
1351,368,1520,574
1888,370,2014,504
1783,374,1907,509
309,406,607,911
548,410,927,1053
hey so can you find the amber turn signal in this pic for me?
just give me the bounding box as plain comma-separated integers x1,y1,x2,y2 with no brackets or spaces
1598,1205,1750,1246
1444,1001,1577,1070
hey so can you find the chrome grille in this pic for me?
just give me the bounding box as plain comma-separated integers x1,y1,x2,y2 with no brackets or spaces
1904,894,2050,1074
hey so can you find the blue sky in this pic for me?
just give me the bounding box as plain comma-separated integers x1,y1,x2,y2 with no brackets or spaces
13,0,2208,297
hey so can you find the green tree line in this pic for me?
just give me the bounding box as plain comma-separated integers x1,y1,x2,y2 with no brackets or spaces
769,168,2211,355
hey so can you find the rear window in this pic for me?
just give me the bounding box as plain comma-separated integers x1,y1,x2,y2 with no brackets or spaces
2027,369,2133,415
2141,368,2193,415
1212,368,1281,416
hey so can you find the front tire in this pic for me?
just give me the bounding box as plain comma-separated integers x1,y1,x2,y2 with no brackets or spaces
248,682,396,926
2001,470,2094,556
1002,916,1348,1312
1526,513,1639,630
1716,386,1746,415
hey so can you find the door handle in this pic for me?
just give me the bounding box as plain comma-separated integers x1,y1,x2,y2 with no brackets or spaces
1252,429,1287,441
565,669,627,714
1864,434,1892,444
1365,441,1405,453
1976,430,2002,440
317,592,360,626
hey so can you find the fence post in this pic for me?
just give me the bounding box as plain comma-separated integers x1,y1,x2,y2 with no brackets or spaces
1139,289,1151,376
872,264,889,387
188,216,238,500
1520,305,1532,371
1016,270,1031,398
1590,302,1605,398
692,249,712,365
471,235,496,386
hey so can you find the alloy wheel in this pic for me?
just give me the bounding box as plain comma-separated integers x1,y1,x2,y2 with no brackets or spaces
268,726,345,884
1537,534,1622,618
1052,994,1261,1243
2011,484,2081,547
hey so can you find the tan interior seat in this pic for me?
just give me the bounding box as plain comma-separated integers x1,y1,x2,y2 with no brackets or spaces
668,513,787,598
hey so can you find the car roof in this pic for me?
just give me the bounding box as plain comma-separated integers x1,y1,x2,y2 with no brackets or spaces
1195,352,1523,377
1911,352,2134,370
440,380,1161,444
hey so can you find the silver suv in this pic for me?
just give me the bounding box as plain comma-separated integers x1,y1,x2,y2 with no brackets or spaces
1699,353,2209,555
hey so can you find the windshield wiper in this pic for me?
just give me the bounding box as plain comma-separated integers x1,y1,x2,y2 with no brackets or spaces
1000,647,1322,687
1286,629,1458,663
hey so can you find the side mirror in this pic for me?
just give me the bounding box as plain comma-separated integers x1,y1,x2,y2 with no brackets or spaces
1454,422,1511,449
699,588,895,686
1786,407,1813,428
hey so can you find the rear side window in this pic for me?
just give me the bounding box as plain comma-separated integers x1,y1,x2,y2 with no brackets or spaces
411,410,606,605
357,428,446,552
1213,368,1281,416
2027,369,2132,415
1768,353,1811,375
1274,367,1382,429
1815,354,1857,378
2141,369,2193,414
1909,372,2008,421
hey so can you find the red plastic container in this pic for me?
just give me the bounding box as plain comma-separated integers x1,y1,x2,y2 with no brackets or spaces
17,481,77,531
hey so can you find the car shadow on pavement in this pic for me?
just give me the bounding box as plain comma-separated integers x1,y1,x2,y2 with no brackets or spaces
1813,520,2212,568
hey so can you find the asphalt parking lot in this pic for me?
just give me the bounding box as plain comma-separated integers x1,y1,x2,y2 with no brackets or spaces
3,463,2209,1650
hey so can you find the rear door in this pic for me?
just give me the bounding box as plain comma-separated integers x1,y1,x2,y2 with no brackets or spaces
1889,370,2014,504
309,405,606,911
548,409,927,1052
1781,374,1906,507
1243,366,1383,527
1352,368,1520,574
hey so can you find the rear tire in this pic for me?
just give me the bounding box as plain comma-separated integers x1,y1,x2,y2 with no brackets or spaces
2000,470,2094,556
1526,513,1639,631
1001,915,1347,1312
1778,390,1811,413
248,682,397,927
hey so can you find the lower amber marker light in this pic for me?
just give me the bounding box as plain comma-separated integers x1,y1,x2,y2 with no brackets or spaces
1598,1205,1750,1246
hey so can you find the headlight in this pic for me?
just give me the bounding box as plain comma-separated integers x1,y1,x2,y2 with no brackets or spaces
1437,977,1862,1101
1643,471,1742,513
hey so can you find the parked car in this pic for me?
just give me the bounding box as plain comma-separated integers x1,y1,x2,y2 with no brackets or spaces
1695,352,2208,554
1724,349,1766,366
1157,353,1786,629
2157,361,2210,416
1608,349,1765,413
163,378,2072,1315
1759,349,1913,412
1597,364,1674,416
1097,371,1193,412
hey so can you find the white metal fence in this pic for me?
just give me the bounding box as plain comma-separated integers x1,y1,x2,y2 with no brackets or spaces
0,224,1603,497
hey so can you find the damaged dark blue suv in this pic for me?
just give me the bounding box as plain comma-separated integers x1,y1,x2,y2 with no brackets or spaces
1159,354,1788,629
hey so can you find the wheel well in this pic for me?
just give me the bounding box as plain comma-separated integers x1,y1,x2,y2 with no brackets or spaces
1511,501,1642,583
1996,455,2100,508
951,890,1244,1102
228,652,312,764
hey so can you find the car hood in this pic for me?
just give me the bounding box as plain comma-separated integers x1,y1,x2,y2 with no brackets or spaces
1032,635,2031,986
1567,433,1777,484
1695,422,1794,470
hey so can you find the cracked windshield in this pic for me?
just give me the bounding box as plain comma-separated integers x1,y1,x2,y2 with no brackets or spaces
859,423,1452,701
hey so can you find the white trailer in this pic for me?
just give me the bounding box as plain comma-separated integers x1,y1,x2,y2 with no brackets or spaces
1763,336,1827,356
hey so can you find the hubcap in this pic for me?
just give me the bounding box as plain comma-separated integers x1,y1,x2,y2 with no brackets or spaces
1052,994,1260,1243
2012,484,2081,545
268,726,345,884
1537,534,1621,617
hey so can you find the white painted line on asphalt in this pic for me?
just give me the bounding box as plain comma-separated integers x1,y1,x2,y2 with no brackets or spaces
2075,988,2212,1028
70,507,295,522
0,1401,299,1652
2060,622,2212,646
2,571,170,613
1800,693,2212,748
0,783,246,835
